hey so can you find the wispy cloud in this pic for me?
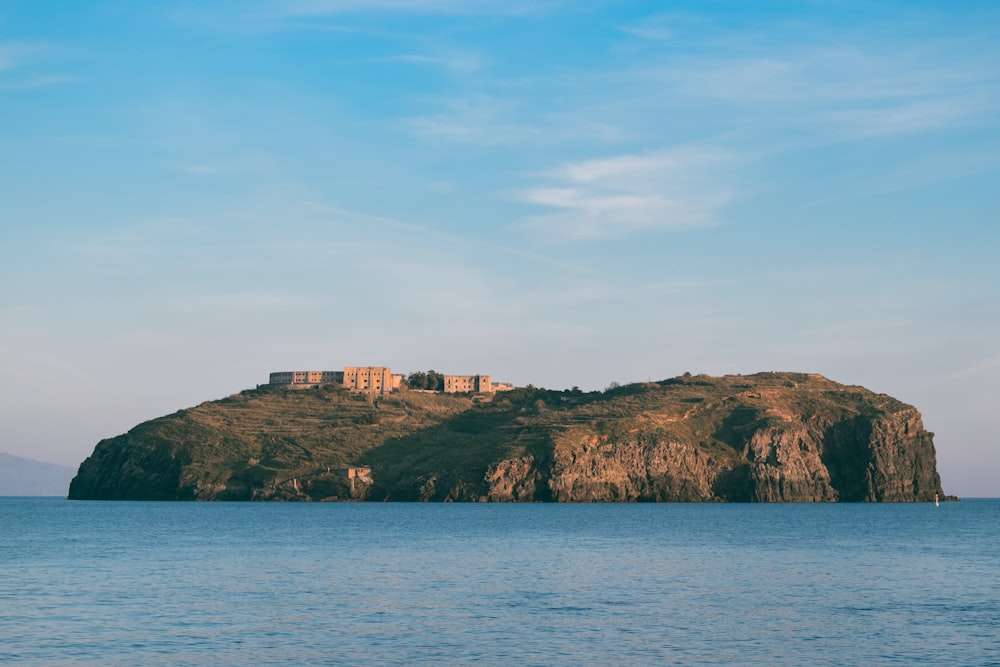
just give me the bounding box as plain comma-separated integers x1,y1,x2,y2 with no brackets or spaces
338,49,487,74
0,342,119,404
945,354,1000,380
406,92,630,147
407,94,539,145
641,43,1000,141
273,0,551,17
170,153,277,177
826,94,995,140
175,163,231,176
618,13,679,41
517,146,732,239
874,145,1000,193
0,42,39,70
392,52,483,72
183,292,321,312
0,73,75,91
178,0,555,29
0,41,74,90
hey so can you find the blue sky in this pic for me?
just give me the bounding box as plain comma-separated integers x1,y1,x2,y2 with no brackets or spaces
2,1,998,496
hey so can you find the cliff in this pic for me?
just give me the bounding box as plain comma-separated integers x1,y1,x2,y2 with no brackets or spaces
68,373,947,502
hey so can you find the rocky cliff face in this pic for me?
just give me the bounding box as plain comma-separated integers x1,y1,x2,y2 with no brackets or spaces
475,410,941,503
541,430,722,502
69,373,947,502
68,432,191,500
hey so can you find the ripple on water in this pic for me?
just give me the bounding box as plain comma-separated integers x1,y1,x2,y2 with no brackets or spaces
0,499,998,666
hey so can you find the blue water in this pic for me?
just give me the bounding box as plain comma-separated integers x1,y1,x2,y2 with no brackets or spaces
1,499,997,666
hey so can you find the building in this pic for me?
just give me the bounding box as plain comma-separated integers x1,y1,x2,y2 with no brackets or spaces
443,374,493,393
268,370,343,388
342,367,396,394
268,368,398,394
337,466,372,492
268,366,510,395
268,367,398,394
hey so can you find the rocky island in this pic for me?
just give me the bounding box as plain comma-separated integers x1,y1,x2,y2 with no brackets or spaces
69,372,946,502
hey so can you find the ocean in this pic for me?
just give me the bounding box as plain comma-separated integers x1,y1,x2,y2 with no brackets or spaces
1,498,997,666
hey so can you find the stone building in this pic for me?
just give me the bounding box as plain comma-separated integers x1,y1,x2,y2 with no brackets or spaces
339,466,372,481
268,370,343,388
269,366,507,395
342,366,397,394
443,374,493,393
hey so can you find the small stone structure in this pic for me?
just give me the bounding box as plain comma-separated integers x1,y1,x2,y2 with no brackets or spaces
338,466,372,492
339,466,372,481
443,374,492,393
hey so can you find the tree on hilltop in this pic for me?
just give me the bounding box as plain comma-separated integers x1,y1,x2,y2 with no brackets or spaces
407,370,444,391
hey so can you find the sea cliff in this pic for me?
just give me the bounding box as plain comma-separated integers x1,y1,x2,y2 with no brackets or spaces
69,372,946,502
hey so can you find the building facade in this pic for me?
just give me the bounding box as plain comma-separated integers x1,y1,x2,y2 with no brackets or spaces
269,367,509,394
342,367,396,394
268,370,343,387
443,374,493,393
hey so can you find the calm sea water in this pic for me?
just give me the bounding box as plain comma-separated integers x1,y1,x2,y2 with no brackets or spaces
1,499,997,666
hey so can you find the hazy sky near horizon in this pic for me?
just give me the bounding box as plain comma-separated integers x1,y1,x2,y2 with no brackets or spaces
2,1,998,495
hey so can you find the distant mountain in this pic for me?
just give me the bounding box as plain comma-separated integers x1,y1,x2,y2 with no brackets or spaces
0,453,76,496
69,372,947,502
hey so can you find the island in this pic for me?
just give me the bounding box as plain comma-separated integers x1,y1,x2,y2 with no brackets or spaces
69,370,947,502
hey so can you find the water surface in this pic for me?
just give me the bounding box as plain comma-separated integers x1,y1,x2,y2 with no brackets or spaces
1,499,997,665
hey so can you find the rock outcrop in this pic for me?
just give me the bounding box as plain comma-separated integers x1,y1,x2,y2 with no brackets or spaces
69,373,947,502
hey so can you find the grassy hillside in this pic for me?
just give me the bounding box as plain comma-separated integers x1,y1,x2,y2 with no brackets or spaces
69,372,943,501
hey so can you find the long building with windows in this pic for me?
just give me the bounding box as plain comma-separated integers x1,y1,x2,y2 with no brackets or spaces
268,366,509,395
268,370,343,387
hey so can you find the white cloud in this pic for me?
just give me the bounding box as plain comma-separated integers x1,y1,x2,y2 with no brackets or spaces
406,95,630,147
390,52,484,73
0,42,35,70
517,146,732,239
336,50,487,74
172,0,561,33
0,42,74,90
642,44,1000,141
619,15,677,41
0,74,75,91
945,354,1000,380
407,94,539,145
183,292,322,312
273,0,549,17
176,163,229,176
826,94,993,140
170,153,276,176
874,145,1000,193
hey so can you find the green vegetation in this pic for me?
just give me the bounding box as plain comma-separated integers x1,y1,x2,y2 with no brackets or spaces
406,370,445,391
